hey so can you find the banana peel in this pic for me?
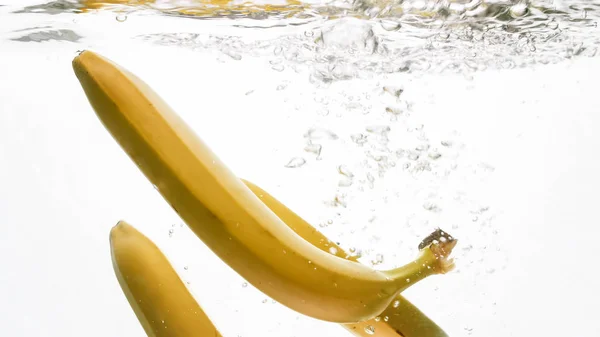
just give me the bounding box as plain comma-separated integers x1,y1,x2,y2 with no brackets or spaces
110,220,223,337
245,180,450,337
73,50,453,336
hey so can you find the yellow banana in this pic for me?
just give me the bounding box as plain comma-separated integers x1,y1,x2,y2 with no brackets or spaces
73,50,456,323
244,179,449,337
241,179,360,262
78,0,307,17
110,220,223,337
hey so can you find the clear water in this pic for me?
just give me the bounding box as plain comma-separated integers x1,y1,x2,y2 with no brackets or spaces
1,1,599,337
7,0,600,72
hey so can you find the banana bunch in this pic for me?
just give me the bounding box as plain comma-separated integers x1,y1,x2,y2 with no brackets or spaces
73,50,456,336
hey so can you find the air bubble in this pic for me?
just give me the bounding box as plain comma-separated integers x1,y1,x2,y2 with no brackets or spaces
385,106,403,115
338,165,354,177
351,133,368,145
305,128,339,140
392,300,400,308
423,202,441,212
364,325,375,335
383,86,403,97
380,20,401,31
339,178,353,187
428,151,442,160
320,18,378,54
285,157,306,168
304,143,322,156
415,144,430,152
509,3,528,18
116,14,127,22
408,151,420,161
366,125,390,135
271,64,285,72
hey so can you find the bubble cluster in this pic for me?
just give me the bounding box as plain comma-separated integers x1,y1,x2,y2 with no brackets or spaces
134,0,600,79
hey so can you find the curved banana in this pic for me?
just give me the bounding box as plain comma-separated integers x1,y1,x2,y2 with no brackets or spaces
242,179,360,262
73,50,456,323
244,179,449,337
342,297,448,337
110,220,223,337
78,0,308,18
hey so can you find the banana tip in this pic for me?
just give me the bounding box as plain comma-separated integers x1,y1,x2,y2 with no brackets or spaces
73,50,84,63
110,220,133,242
74,49,91,60
75,49,86,58
72,50,89,78
72,50,101,75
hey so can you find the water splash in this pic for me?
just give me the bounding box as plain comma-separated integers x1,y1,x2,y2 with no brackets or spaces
10,28,82,42
133,0,600,78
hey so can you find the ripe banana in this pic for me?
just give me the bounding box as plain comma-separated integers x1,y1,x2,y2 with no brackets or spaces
110,220,223,337
243,179,449,337
241,179,360,262
73,50,456,323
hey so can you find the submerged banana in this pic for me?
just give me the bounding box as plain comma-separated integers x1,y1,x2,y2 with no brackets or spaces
242,179,359,262
110,220,223,337
73,50,456,323
244,179,450,337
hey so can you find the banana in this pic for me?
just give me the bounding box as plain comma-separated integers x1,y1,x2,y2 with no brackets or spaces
243,179,449,337
241,179,360,262
78,0,307,18
342,297,448,337
73,50,456,323
110,220,223,337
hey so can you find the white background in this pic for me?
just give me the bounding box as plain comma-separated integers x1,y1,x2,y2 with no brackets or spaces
1,2,600,337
